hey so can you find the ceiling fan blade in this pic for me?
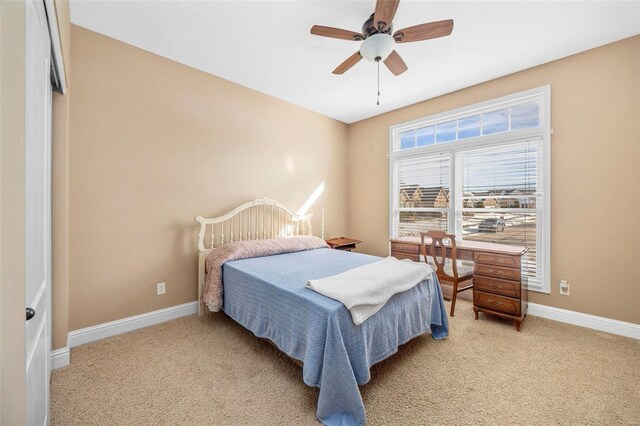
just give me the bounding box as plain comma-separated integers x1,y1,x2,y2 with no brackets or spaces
374,0,400,31
311,25,364,41
393,19,454,43
333,51,363,75
384,50,408,76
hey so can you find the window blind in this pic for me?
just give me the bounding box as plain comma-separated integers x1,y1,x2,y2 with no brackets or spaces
395,153,451,237
456,138,544,288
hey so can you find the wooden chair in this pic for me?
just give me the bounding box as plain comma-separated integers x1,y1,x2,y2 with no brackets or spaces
420,230,474,317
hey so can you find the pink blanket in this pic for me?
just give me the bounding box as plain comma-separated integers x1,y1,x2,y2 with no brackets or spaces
204,236,329,311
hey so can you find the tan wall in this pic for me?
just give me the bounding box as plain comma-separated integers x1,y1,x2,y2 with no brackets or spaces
0,0,27,423
52,0,71,350
65,27,638,334
68,25,349,330
346,35,640,324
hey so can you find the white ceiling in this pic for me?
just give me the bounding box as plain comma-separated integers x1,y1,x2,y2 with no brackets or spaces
70,1,640,124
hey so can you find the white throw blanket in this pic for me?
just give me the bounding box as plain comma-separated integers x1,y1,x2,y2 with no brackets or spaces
306,257,433,325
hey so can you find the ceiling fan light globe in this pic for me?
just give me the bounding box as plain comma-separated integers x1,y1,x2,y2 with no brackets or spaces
360,33,395,62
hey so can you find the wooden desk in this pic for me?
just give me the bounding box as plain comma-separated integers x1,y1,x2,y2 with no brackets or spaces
390,237,528,331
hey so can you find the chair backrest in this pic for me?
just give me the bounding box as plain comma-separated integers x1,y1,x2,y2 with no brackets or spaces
420,230,459,280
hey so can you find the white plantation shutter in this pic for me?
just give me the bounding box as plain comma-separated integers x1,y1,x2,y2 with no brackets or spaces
455,139,545,289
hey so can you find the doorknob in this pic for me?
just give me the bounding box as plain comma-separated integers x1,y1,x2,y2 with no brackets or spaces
26,308,35,321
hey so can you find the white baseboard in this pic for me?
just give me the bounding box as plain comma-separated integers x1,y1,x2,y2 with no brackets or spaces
441,284,638,339
527,302,640,339
68,301,198,348
51,346,70,370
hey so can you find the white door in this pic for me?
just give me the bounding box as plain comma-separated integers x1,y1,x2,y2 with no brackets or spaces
24,0,53,424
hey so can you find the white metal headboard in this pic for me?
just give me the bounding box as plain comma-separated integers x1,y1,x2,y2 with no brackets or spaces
195,198,313,253
195,198,314,314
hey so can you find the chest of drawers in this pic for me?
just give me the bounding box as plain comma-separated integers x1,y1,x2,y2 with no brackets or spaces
472,252,527,331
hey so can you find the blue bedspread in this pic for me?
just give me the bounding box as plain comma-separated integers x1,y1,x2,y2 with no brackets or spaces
222,248,448,425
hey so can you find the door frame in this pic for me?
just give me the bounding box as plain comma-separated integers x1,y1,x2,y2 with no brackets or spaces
0,2,29,424
43,0,67,94
0,0,67,424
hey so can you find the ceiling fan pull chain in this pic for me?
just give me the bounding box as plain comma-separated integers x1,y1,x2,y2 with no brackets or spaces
377,59,380,106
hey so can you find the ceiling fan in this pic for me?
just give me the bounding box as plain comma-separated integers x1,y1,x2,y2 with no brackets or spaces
310,0,454,77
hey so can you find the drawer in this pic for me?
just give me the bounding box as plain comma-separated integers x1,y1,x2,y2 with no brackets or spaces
474,252,520,268
474,291,521,316
391,242,420,255
473,275,521,298
474,263,521,281
392,252,419,262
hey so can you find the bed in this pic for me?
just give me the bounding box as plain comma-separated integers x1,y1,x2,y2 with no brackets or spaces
196,199,448,425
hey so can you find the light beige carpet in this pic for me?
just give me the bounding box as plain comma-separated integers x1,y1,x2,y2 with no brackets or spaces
51,300,640,425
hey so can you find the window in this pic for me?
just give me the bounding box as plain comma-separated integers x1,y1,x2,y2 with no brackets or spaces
457,140,544,288
389,87,550,293
395,153,451,236
396,100,541,150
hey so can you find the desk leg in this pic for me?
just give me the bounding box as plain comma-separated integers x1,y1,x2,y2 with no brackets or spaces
515,320,522,332
473,306,479,320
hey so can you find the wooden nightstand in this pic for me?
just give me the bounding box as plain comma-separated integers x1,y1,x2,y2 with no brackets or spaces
325,237,361,252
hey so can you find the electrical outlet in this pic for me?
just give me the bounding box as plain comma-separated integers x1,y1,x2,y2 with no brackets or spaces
156,282,166,295
559,280,570,296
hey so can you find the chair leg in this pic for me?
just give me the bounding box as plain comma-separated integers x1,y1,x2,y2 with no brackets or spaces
450,280,459,317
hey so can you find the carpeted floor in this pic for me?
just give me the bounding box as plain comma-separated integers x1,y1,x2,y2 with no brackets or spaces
51,299,640,425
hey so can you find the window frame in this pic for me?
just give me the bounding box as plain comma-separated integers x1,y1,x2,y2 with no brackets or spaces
388,86,551,294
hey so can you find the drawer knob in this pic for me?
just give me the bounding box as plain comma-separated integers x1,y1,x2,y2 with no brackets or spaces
491,284,504,289
487,299,504,306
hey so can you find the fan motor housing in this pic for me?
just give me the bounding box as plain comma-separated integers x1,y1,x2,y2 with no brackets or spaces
362,13,393,38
